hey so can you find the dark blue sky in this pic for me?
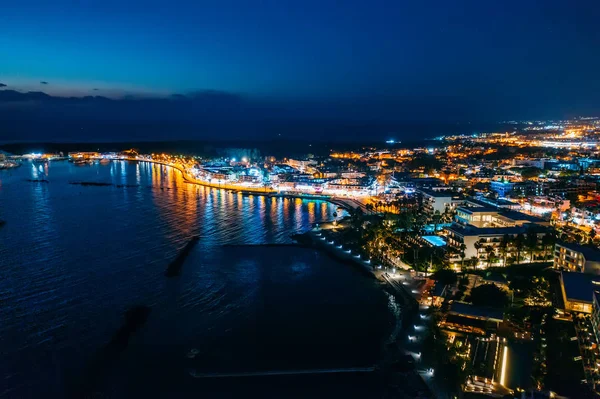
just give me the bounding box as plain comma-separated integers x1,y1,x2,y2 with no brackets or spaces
1,0,600,140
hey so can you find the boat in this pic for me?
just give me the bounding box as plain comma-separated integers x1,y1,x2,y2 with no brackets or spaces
99,158,111,165
73,158,92,165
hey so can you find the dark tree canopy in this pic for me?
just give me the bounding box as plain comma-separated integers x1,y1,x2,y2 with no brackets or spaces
469,284,509,308
519,167,543,179
431,269,457,286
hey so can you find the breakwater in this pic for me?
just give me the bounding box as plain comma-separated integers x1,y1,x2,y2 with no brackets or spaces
75,305,151,397
165,235,200,277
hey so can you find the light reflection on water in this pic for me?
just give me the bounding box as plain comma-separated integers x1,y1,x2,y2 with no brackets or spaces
0,160,391,398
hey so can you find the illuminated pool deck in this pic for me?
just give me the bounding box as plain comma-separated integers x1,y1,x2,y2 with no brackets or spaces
422,235,446,247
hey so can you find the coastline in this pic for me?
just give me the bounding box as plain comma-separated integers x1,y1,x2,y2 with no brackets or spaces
294,228,434,396
111,158,362,212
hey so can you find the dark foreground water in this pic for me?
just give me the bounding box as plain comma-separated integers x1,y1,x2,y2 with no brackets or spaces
0,161,394,398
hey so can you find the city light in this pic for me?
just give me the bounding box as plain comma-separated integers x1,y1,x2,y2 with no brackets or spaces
500,345,508,386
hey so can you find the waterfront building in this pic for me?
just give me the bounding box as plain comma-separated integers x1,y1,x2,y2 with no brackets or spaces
554,242,600,274
286,159,317,173
455,202,549,229
68,151,100,159
324,177,374,196
445,224,547,264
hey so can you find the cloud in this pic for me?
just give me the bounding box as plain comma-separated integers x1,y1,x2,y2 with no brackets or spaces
0,83,6,88
0,88,249,122
40,81,49,85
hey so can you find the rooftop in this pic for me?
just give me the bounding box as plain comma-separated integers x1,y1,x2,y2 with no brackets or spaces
448,302,504,322
446,224,547,237
557,241,600,262
416,188,457,198
500,210,546,223
457,205,498,214
560,271,600,303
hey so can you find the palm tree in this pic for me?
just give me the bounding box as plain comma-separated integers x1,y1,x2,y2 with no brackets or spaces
474,239,484,263
485,245,495,268
526,229,538,263
459,243,467,271
514,233,525,264
499,234,511,267
432,210,442,233
589,229,596,244
541,232,556,261
415,213,428,235
468,256,479,270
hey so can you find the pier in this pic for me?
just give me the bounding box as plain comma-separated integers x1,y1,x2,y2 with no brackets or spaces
190,366,377,379
165,235,200,277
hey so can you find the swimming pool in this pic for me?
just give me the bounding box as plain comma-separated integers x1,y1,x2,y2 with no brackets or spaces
422,235,446,247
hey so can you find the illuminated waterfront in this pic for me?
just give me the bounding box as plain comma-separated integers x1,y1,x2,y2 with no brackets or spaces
0,161,393,397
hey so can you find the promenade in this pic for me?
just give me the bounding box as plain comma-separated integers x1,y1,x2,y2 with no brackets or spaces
115,157,369,211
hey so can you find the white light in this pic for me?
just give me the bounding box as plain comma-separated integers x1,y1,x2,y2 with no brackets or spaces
500,345,508,386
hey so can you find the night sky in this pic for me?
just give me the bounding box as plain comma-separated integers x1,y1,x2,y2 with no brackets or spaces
1,0,599,141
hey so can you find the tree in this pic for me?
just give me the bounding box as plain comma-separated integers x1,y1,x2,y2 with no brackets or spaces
589,229,596,244
468,256,479,270
526,229,538,263
485,245,495,268
541,232,556,261
499,234,511,267
469,284,509,308
350,208,364,231
520,167,543,179
514,233,525,264
474,239,484,264
432,210,442,232
414,213,428,235
459,243,467,271
432,269,458,286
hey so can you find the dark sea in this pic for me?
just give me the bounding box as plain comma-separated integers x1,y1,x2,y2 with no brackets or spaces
0,161,396,398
